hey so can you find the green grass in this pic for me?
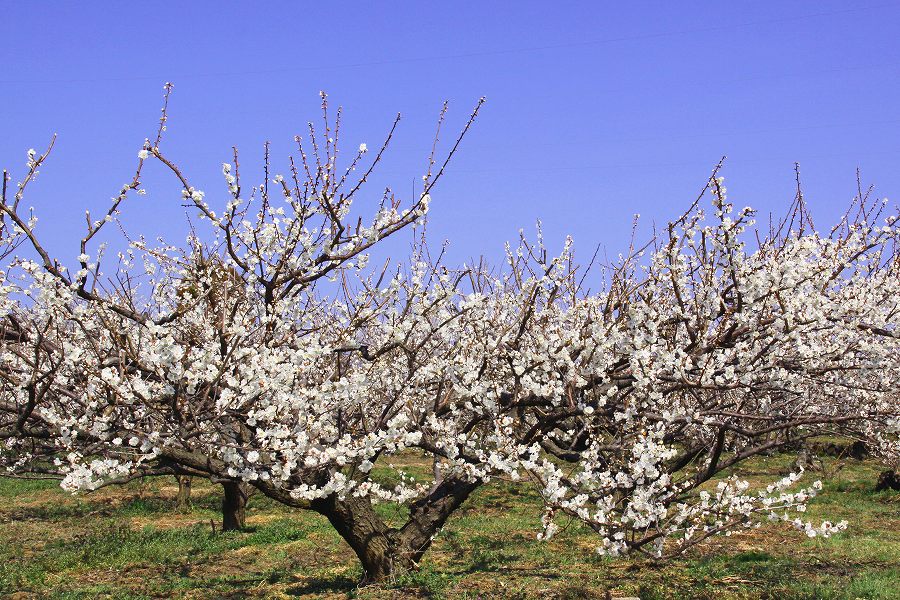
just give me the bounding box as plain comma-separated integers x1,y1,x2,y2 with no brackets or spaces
0,457,897,599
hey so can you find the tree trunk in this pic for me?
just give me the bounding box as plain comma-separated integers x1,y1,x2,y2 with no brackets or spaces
876,469,900,492
175,475,192,509
398,477,480,565
311,477,480,583
221,480,249,531
312,494,413,582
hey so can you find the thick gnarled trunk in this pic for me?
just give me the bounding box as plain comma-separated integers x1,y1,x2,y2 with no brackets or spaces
312,494,412,581
221,480,250,531
312,477,480,582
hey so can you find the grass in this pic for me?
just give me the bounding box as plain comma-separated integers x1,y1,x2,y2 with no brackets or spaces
0,455,897,599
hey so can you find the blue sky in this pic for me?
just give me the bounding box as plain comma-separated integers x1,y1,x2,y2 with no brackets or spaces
2,1,898,269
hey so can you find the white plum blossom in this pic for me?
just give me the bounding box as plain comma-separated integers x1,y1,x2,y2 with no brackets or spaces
0,99,895,580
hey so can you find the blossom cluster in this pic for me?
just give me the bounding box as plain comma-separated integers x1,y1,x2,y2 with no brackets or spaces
0,112,896,562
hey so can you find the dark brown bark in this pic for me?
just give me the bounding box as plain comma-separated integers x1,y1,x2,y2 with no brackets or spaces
157,447,480,581
221,480,249,531
312,493,410,582
311,477,480,583
398,477,480,563
175,475,192,508
876,469,900,492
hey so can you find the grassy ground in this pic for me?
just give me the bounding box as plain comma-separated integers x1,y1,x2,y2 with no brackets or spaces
0,453,898,599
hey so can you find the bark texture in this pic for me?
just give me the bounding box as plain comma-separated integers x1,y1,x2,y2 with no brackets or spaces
313,494,412,581
221,480,249,531
311,477,480,582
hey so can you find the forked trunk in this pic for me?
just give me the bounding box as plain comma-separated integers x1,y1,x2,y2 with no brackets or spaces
312,494,414,581
312,477,480,583
221,480,249,531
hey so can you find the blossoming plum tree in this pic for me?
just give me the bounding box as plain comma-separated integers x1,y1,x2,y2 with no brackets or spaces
1,90,897,582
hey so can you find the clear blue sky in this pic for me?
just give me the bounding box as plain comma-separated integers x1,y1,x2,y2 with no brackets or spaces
2,2,899,268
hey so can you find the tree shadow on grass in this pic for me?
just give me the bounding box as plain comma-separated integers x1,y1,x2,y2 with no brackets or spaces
284,573,358,596
5,489,224,522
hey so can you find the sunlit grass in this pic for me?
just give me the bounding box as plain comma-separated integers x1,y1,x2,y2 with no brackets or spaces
0,455,897,599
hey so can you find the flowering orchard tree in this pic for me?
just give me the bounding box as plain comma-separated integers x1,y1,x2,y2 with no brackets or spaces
1,91,899,582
